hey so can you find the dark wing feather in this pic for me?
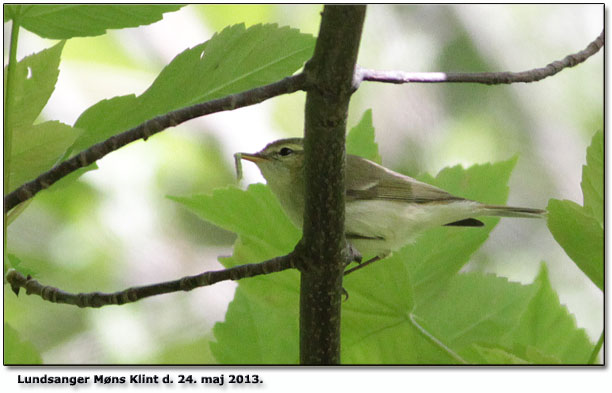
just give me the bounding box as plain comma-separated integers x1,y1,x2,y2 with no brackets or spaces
444,218,484,227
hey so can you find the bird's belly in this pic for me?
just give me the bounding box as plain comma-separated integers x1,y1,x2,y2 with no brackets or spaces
345,199,479,257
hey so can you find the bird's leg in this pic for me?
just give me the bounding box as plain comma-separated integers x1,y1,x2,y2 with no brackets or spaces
341,243,363,301
342,254,385,301
341,287,350,302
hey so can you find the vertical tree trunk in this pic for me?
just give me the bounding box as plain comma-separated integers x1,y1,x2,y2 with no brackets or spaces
299,4,366,365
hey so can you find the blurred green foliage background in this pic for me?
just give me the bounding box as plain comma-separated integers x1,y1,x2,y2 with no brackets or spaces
3,4,602,363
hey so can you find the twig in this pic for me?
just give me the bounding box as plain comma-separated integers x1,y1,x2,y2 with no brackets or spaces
344,255,382,276
5,254,297,308
587,331,604,364
4,31,603,213
3,73,309,212
357,30,603,85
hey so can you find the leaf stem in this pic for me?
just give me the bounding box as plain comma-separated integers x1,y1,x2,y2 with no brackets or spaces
4,8,21,272
409,313,468,364
587,330,603,364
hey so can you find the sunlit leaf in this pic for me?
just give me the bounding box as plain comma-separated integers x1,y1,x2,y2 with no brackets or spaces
177,157,556,364
5,4,184,39
196,5,276,32
170,184,301,363
4,40,85,200
504,264,593,363
4,323,42,364
411,273,536,363
5,253,37,278
213,237,301,363
547,199,603,291
5,41,64,129
408,157,517,300
346,109,381,164
581,130,603,226
169,184,299,250
9,121,81,193
154,335,217,364
341,158,519,362
469,344,529,364
72,23,315,153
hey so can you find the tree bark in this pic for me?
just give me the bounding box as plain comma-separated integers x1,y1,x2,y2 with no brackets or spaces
299,4,366,365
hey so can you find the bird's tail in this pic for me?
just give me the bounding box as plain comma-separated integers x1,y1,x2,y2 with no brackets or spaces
480,204,547,219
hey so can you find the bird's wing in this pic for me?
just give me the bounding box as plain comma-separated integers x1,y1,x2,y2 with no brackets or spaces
345,155,464,204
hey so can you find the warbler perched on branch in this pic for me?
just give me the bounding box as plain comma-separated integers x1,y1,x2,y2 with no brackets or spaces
237,138,546,260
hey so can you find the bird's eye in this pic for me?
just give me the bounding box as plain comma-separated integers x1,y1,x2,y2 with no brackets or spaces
278,147,293,156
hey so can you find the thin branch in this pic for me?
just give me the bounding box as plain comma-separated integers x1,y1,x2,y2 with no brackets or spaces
344,255,382,276
5,254,297,308
3,73,308,213
4,30,603,213
357,30,603,85
4,11,21,272
587,330,604,364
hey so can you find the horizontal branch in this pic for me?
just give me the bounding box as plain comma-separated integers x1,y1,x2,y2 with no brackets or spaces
4,73,309,212
5,31,602,215
5,254,298,308
357,30,603,85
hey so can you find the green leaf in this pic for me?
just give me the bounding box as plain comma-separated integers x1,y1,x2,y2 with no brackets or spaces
72,24,315,153
469,344,529,364
196,5,277,33
3,41,85,197
213,241,301,363
342,257,436,364
5,41,65,129
346,109,381,164
4,323,42,364
344,267,592,364
342,158,553,364
343,272,543,364
400,266,591,364
171,184,301,363
412,273,537,362
467,344,561,364
547,199,603,291
168,184,300,251
9,121,82,193
581,130,603,226
4,4,17,21
419,156,518,203
342,311,462,364
180,157,529,363
176,155,557,364
504,264,593,364
154,335,217,364
6,4,184,39
546,131,603,291
408,157,518,299
5,253,37,278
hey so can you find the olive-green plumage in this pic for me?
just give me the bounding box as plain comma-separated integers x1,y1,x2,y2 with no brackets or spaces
239,138,546,258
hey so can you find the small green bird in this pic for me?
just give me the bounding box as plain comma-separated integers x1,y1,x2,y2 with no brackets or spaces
239,138,546,259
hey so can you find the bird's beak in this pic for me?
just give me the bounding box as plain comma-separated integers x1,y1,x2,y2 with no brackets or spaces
239,152,266,163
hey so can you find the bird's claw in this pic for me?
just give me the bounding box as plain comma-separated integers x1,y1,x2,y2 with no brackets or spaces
344,243,362,267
